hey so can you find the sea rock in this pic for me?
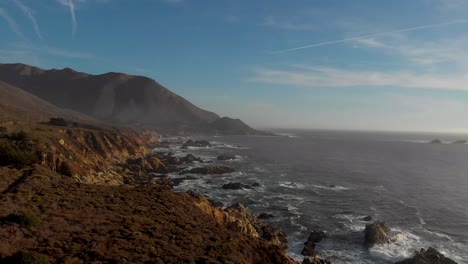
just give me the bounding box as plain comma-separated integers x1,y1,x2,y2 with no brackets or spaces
452,140,467,144
180,166,235,175
430,139,442,144
222,182,253,190
251,182,261,187
258,213,274,219
171,175,198,187
302,230,326,256
217,155,236,161
363,216,373,222
182,153,201,163
158,140,171,148
395,247,458,264
181,140,211,148
364,222,390,248
302,257,331,264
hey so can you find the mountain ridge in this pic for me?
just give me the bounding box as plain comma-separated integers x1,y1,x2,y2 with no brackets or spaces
0,63,218,128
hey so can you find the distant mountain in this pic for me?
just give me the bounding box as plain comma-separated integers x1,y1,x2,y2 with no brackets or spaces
0,63,271,135
0,63,219,129
207,117,274,136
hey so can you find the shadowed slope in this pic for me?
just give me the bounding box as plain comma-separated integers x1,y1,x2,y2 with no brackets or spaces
0,63,219,128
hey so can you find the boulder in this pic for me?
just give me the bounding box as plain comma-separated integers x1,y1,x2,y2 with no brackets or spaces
217,155,236,161
362,216,373,222
302,257,331,264
171,175,198,187
258,213,274,219
430,139,442,144
182,153,201,163
181,140,211,148
302,230,326,256
180,166,235,175
222,182,253,190
364,222,390,248
395,247,458,264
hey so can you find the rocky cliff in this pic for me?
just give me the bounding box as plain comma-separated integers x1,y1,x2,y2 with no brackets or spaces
0,121,296,263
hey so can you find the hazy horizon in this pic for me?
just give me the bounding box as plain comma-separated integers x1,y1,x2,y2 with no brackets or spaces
1,0,468,132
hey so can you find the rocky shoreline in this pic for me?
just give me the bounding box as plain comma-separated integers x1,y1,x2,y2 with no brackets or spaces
0,121,459,263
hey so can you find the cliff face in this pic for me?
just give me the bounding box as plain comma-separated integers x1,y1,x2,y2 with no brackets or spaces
0,166,297,264
0,63,219,128
0,122,296,263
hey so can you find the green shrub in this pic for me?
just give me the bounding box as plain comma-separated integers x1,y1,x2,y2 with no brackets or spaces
4,211,41,228
9,130,28,141
4,251,49,264
0,142,39,169
48,117,68,126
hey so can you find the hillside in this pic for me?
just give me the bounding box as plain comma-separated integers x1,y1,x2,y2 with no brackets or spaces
0,63,219,129
0,121,296,263
208,117,275,135
0,81,93,124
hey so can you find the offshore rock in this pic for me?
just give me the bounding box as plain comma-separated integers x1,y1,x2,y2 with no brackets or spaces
302,230,326,256
181,140,211,148
180,166,235,175
395,247,458,264
364,222,390,248
303,257,331,264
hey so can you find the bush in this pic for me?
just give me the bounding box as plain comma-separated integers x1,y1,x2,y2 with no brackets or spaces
3,251,49,264
9,130,28,141
58,162,73,176
0,142,39,169
4,211,41,228
48,117,68,127
0,126,7,133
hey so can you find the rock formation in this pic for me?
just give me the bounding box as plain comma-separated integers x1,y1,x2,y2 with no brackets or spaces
302,230,327,256
395,247,458,264
364,222,391,248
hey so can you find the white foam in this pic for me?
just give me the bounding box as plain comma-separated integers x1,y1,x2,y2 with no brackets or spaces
333,214,366,232
279,181,305,189
311,184,350,191
369,228,422,262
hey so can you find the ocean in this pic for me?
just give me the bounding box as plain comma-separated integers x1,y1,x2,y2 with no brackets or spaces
156,130,468,263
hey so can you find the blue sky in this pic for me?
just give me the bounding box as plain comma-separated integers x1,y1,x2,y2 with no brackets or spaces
1,0,468,132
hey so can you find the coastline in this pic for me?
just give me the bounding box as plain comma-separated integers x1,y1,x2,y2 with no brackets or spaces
0,122,460,263
0,121,298,263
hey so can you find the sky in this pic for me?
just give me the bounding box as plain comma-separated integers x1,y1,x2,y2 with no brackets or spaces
1,0,468,132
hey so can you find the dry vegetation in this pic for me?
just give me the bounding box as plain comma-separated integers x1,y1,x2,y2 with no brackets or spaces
0,121,297,264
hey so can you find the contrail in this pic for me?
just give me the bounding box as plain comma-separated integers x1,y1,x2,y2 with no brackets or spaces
13,0,44,40
271,19,468,54
57,0,77,37
0,7,26,40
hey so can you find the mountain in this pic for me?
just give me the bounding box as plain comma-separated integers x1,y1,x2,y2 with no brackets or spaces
207,117,274,135
0,81,93,123
0,63,219,129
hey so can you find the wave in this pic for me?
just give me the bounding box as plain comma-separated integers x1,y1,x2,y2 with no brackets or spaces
369,228,421,262
311,184,350,191
275,132,299,138
279,181,306,189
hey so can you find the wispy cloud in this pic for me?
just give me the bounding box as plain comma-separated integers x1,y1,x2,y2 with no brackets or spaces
57,0,77,37
0,7,26,40
13,0,44,41
263,16,316,31
251,65,468,91
271,19,468,53
224,15,239,24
